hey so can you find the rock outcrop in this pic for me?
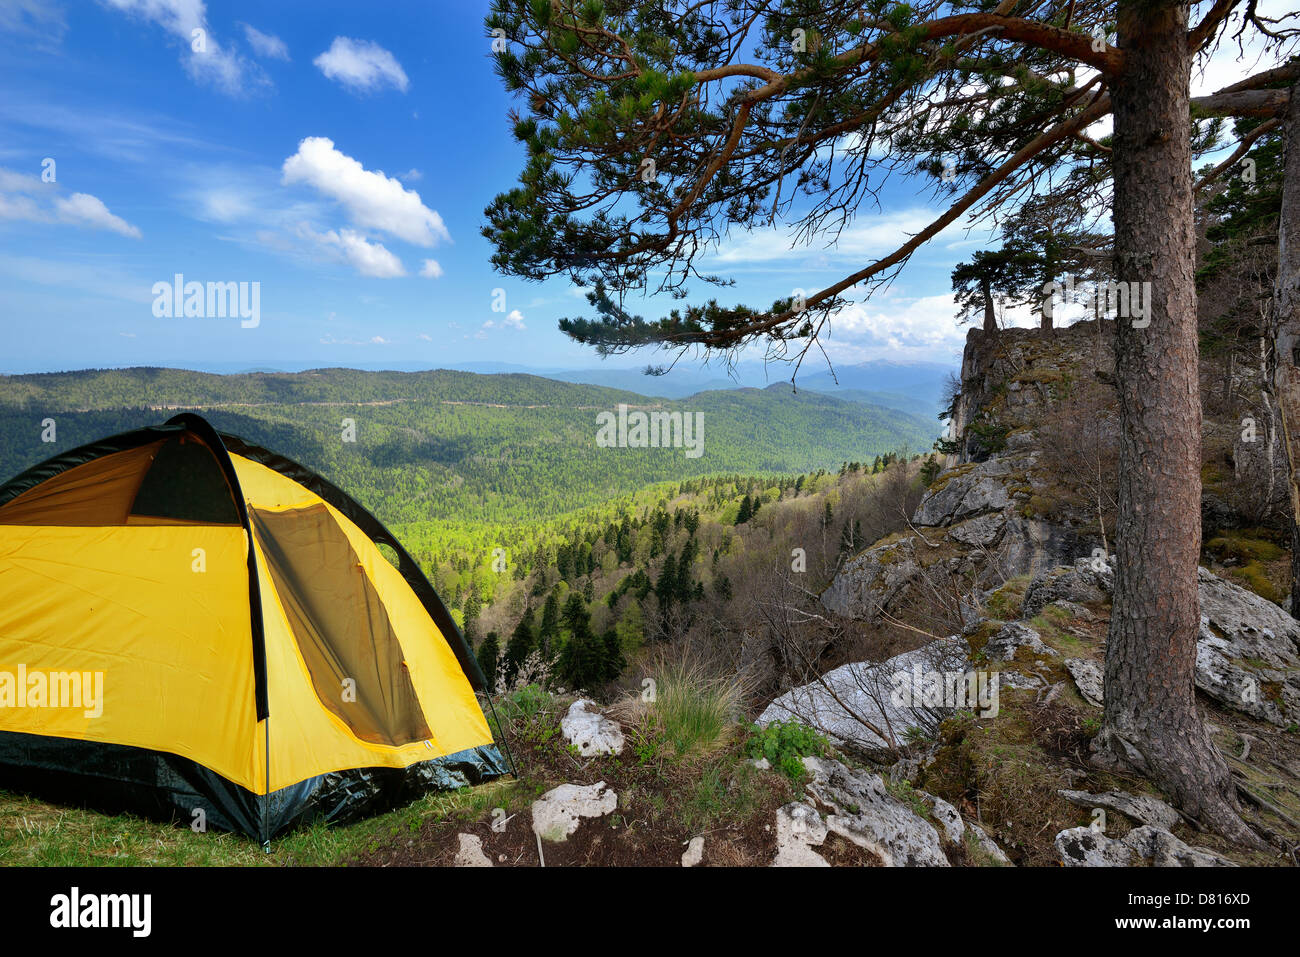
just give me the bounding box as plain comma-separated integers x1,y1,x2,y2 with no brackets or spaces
561,699,626,756
822,448,1088,628
1057,789,1182,830
803,757,951,866
772,802,831,867
452,833,493,867
1196,567,1300,727
1020,560,1300,726
771,755,1013,866
1022,561,1112,618
1063,658,1104,707
756,639,971,753
794,320,1300,867
531,782,618,843
1055,825,1236,867
985,621,1056,661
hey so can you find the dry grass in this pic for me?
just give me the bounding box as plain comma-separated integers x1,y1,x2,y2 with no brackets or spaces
609,652,749,762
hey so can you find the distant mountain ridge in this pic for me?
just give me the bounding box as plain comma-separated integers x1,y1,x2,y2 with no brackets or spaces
544,359,953,416
0,366,938,528
0,357,955,420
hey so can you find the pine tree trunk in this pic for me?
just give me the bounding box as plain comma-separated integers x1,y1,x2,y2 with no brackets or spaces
1092,0,1259,845
1274,80,1300,617
982,279,996,333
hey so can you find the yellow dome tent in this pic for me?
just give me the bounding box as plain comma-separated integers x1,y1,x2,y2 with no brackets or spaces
0,413,509,844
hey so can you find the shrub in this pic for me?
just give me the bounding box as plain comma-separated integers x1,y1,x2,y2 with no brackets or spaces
744,719,829,781
886,778,930,818
500,682,552,722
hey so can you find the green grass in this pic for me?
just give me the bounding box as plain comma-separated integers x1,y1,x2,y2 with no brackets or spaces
1028,613,1091,657
680,758,770,833
885,778,931,820
984,574,1032,621
0,777,522,867
1205,530,1288,603
637,659,744,760
1206,529,1286,563
1227,562,1283,603
0,793,267,865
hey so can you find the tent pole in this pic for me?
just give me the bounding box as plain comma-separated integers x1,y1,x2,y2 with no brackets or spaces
484,693,518,778
262,717,271,852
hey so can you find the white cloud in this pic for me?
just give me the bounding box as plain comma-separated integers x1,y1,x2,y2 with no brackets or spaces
419,258,443,278
296,223,405,278
0,96,228,165
0,168,40,192
710,208,967,266
0,0,67,47
313,37,409,93
810,289,1043,364
320,333,387,346
0,168,141,237
192,185,256,223
100,0,261,95
176,163,332,239
241,23,288,60
54,192,143,237
417,333,432,341
0,192,42,221
399,168,422,183
478,309,526,337
282,137,449,246
0,253,151,303
828,294,969,361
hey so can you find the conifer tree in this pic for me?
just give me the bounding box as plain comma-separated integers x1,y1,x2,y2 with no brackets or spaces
503,605,536,682
539,590,560,654
655,552,678,607
476,631,500,692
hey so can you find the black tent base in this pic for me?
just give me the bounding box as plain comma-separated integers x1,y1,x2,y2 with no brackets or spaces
0,731,509,842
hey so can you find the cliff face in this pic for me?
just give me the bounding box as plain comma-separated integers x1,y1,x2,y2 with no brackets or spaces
825,322,1117,628
822,317,1300,729
825,316,1291,625
948,320,1113,465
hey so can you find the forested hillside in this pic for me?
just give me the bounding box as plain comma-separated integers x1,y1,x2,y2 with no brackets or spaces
0,367,934,529
0,366,936,639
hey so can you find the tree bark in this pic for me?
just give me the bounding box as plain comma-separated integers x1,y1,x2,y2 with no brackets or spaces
1091,0,1260,846
1273,80,1300,616
981,278,997,333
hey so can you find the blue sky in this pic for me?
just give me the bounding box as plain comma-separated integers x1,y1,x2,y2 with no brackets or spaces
0,1,1275,377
